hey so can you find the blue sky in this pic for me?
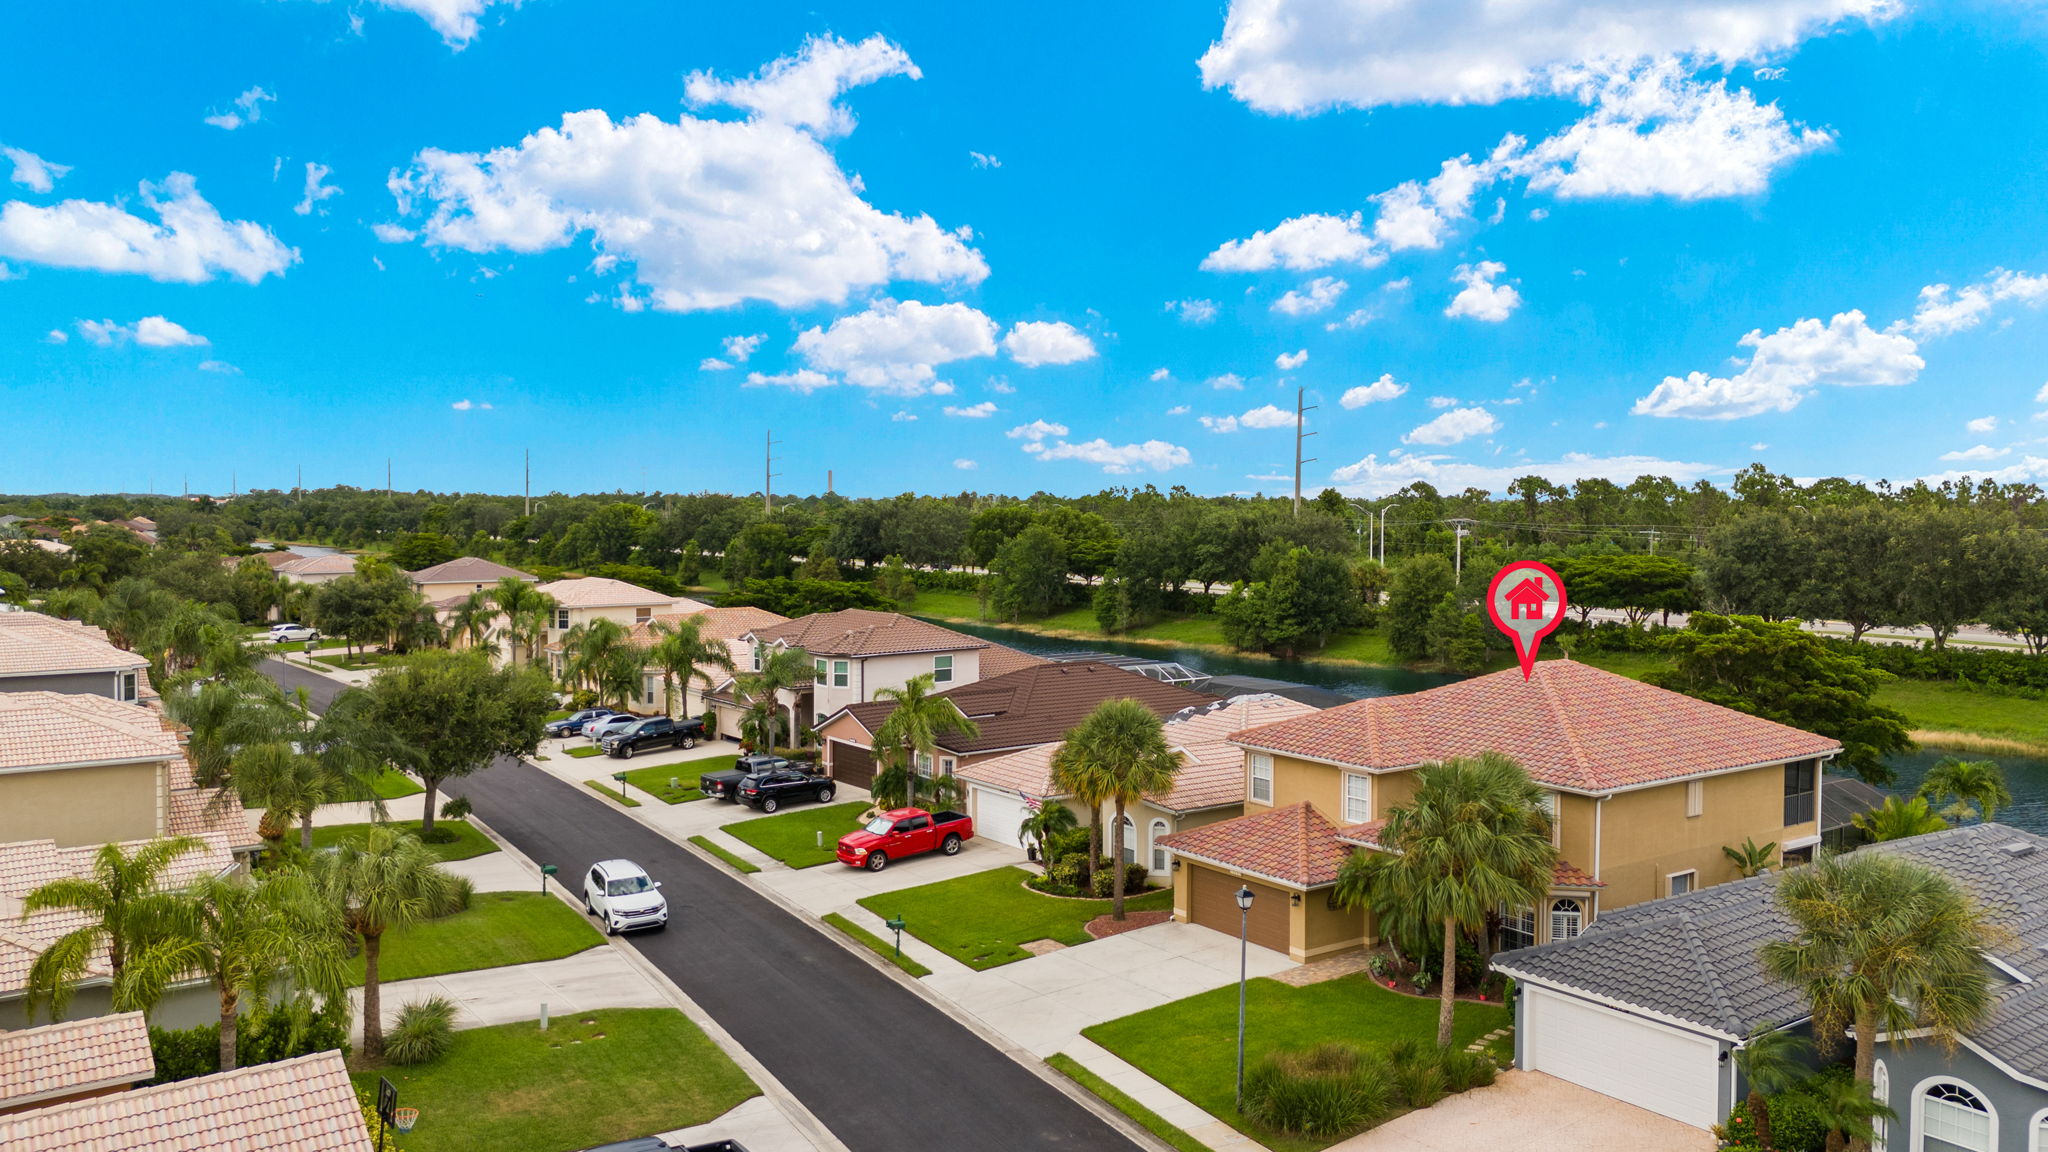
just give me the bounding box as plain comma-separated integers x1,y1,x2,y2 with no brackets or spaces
3,0,2047,499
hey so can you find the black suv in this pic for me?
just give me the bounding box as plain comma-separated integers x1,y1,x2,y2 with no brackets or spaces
602,716,706,759
737,763,833,812
701,754,791,801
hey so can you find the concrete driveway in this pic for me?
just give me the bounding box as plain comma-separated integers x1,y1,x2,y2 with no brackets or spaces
1330,1070,1714,1152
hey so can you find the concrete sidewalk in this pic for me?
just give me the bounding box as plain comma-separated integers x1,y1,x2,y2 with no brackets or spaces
347,945,664,1042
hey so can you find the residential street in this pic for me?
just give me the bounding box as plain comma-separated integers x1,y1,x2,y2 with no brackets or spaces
261,659,1137,1152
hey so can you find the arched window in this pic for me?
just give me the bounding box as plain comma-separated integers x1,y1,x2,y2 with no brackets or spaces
1149,820,1170,872
1549,898,1583,941
1120,817,1137,865
1871,1061,1887,1152
1920,1080,1994,1152
2028,1108,2048,1152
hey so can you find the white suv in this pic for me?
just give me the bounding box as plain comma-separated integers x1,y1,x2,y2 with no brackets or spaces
268,622,318,643
581,859,667,935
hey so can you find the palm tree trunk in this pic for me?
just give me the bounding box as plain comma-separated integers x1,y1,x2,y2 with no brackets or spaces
362,931,385,1063
1749,1088,1774,1152
1086,802,1102,888
1848,1003,1878,1152
302,811,315,852
1437,915,1458,1049
421,778,439,833
218,987,239,1073
1111,798,1127,921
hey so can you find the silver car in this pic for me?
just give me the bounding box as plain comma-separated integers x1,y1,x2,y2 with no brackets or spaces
584,713,640,745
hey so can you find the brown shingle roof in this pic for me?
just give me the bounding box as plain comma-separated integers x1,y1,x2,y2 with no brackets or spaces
407,556,535,584
978,643,1050,678
0,614,148,679
1158,802,1351,889
748,609,990,659
0,692,183,773
0,1013,154,1108
1232,659,1842,794
0,1050,371,1151
836,661,1218,756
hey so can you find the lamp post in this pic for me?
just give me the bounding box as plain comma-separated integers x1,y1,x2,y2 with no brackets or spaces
1376,503,1403,565
1235,885,1254,1110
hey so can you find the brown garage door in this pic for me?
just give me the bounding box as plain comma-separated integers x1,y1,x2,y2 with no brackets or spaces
829,740,876,788
1188,866,1289,954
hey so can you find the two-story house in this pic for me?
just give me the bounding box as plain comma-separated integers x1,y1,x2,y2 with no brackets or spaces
409,556,536,604
1158,660,1841,963
538,577,708,678
622,606,790,729
0,613,153,705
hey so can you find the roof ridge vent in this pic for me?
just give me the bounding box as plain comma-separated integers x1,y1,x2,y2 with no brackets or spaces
1997,842,2038,858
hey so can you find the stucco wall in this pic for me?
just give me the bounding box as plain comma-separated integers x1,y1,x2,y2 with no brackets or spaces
1303,888,1367,956
1252,752,1344,817
0,761,162,846
0,983,217,1032
1877,1034,2046,1152
808,648,984,717
1597,767,1817,910
0,670,133,700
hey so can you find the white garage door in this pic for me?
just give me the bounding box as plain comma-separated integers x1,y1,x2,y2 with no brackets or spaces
972,788,1032,852
1524,987,1722,1129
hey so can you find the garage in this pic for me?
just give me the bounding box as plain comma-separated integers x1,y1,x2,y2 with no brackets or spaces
829,740,876,789
1522,986,1722,1129
971,787,1032,852
1187,865,1289,954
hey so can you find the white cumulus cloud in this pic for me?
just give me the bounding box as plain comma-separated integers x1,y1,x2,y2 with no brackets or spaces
203,86,275,131
1340,374,1407,407
945,401,998,418
685,34,917,138
74,315,210,348
1939,444,2007,462
1275,349,1308,370
1202,403,1296,434
793,299,997,396
295,162,341,216
1003,320,1096,367
723,333,766,363
1273,276,1347,315
1444,261,1520,322
1633,309,1923,419
1007,420,1070,441
450,398,494,410
0,172,296,283
343,0,516,48
1208,373,1245,391
1898,268,2048,338
1966,416,1998,434
1167,298,1219,324
1025,437,1193,474
1403,406,1499,445
2,146,70,193
742,369,836,393
1202,213,1380,273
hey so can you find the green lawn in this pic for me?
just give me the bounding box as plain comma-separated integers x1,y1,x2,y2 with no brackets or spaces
1084,973,1510,1152
689,835,760,874
855,866,1173,970
619,760,716,803
352,1008,757,1152
371,768,425,800
309,821,500,862
718,801,871,869
1047,1053,1208,1152
584,780,641,807
565,746,604,759
1876,678,2048,750
823,912,931,978
350,892,602,985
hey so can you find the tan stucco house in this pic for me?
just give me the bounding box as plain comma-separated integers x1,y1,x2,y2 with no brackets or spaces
623,606,789,732
539,577,708,677
273,554,358,585
1159,659,1841,963
409,556,535,604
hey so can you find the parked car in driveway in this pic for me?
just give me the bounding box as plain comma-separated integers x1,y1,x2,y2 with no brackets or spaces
584,713,642,745
700,754,792,801
603,716,707,759
737,763,834,812
836,807,973,871
581,858,667,935
268,622,318,643
546,707,617,738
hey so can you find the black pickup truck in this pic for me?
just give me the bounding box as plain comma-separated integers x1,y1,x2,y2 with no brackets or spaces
601,716,706,759
700,754,792,801
736,762,834,812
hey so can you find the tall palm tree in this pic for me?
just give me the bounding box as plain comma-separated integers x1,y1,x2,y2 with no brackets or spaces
1851,795,1948,842
648,615,734,719
448,590,498,656
1917,757,2013,825
166,677,296,791
1731,1023,1812,1152
736,646,815,753
1723,837,1779,879
1334,753,1557,1048
20,835,204,1020
872,673,980,811
1050,741,1114,889
310,825,455,1063
1760,849,2001,1132
562,617,631,697
489,578,553,667
118,869,347,1073
1054,699,1180,919
1807,1073,1895,1152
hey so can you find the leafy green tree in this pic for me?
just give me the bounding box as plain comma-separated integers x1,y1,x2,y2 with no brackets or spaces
873,554,918,606
582,502,658,566
1334,754,1557,1047
1038,507,1121,577
1730,1023,1813,1152
311,566,420,656
447,589,498,654
489,577,554,667
1699,512,1808,620
1217,547,1359,658
1056,700,1179,919
1761,850,2001,1131
1385,554,1456,661
647,615,734,719
988,524,1069,620
1799,505,1905,642
356,650,554,831
22,836,204,1020
719,577,897,617
1983,529,2048,654
388,532,459,570
1891,509,2014,649
1851,795,1948,842
723,518,800,583
310,825,456,1063
1553,554,1697,626
562,617,632,700
1916,757,2012,824
796,541,842,581
1722,837,1779,878
1017,798,1079,856
1806,1072,1895,1152
870,673,981,811
965,505,1036,568
1648,614,1911,784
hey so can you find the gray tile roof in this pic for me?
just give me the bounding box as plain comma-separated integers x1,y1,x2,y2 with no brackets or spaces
1493,823,2048,1077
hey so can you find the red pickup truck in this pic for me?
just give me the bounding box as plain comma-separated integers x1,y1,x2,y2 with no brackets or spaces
836,807,973,871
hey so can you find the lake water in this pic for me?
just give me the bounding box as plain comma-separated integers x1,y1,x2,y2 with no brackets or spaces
1881,747,2048,836
253,541,341,556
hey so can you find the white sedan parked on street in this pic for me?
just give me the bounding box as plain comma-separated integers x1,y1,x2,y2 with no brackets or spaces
581,859,667,935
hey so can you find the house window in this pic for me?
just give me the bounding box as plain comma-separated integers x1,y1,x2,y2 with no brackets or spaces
1343,774,1371,824
1150,820,1169,872
1250,753,1273,803
1668,870,1696,897
933,654,954,683
2032,1111,2046,1152
635,607,652,623
751,644,762,671
832,660,849,688
1872,1062,1888,1152
554,608,570,630
643,674,658,702
1121,817,1136,865
1784,759,1816,826
117,671,137,702
940,757,955,775
1536,791,1560,847
1686,779,1704,819
1921,1081,1993,1152
1499,904,1536,952
815,658,828,685
1549,898,1583,941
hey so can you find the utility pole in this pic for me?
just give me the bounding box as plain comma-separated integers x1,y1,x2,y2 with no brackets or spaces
827,469,833,496
1292,387,1318,516
1640,528,1660,554
231,470,237,498
296,465,303,506
386,458,392,497
524,449,531,518
1450,517,1475,578
764,430,780,514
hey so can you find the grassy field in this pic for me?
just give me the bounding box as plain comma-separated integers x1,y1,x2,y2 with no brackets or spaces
350,892,602,985
352,1008,757,1152
1876,678,2048,751
619,760,716,803
583,780,641,807
310,821,500,862
823,912,932,978
1046,1053,1208,1152
688,835,760,874
856,866,1174,970
1084,973,1510,1152
719,801,871,868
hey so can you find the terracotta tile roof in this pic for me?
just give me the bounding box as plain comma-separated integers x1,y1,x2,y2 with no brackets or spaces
0,833,238,995
961,693,1320,813
0,1050,372,1152
748,609,991,658
1551,859,1603,888
627,607,788,649
537,577,697,610
276,554,358,578
246,551,304,570
837,661,1218,757
407,556,535,585
1332,818,1388,848
0,692,183,773
1231,660,1842,794
0,1013,154,1108
0,614,148,679
1158,802,1352,889
164,751,259,846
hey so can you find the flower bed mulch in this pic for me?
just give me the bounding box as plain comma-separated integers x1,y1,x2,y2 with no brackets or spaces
1084,909,1172,939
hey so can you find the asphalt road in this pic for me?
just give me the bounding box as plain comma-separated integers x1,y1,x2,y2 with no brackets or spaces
263,659,1136,1152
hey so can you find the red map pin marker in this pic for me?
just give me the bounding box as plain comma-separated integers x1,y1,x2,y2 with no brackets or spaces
1486,561,1567,681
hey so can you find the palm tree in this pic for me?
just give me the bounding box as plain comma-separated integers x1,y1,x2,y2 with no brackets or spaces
310,824,455,1063
1018,796,1079,857
1917,757,2013,825
1050,740,1114,889
648,616,734,719
1851,795,1948,842
1760,849,2002,1132
1723,837,1779,879
1807,1073,1895,1152
448,590,498,656
1731,1023,1812,1152
735,646,815,753
118,869,347,1072
1054,700,1180,919
562,618,631,697
233,741,324,849
166,677,296,791
20,835,204,1020
489,578,553,667
1333,753,1557,1048
872,673,980,812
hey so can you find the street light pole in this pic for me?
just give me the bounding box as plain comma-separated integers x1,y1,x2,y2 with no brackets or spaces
1235,885,1254,1110
1377,503,1403,566
1451,518,1475,578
